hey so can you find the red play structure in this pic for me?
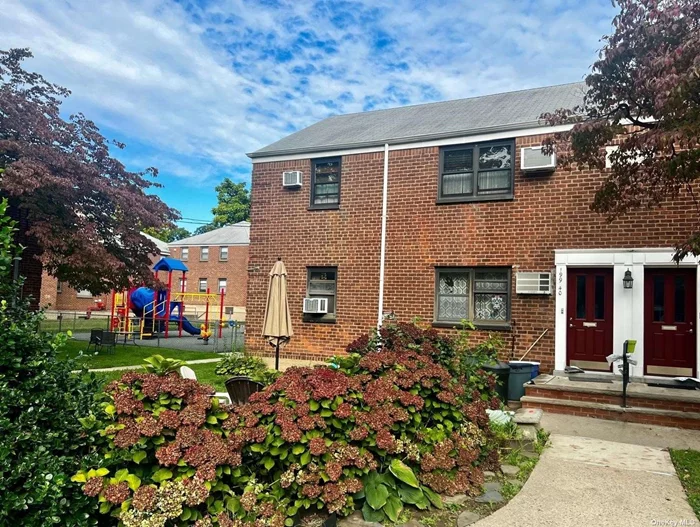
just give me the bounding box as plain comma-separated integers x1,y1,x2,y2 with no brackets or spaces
111,257,224,341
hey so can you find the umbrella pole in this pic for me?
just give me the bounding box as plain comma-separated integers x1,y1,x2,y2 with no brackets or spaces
275,339,280,371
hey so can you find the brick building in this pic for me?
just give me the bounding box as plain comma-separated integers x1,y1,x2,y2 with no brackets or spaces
245,82,698,379
168,222,250,321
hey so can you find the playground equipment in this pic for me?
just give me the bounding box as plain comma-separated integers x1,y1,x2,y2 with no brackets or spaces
110,257,225,341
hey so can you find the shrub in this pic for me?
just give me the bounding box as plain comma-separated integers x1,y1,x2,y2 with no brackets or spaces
77,323,497,525
0,199,102,526
215,354,280,386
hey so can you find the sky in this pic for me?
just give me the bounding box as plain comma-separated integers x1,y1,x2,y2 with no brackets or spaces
0,0,617,229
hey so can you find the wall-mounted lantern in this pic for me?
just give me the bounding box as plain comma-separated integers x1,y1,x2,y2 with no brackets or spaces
623,269,634,289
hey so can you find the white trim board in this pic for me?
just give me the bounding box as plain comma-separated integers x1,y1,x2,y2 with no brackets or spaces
251,123,576,164
554,248,700,378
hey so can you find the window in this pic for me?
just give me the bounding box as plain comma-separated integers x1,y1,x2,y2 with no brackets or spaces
311,158,341,209
438,141,514,203
200,247,209,262
57,281,63,294
179,277,187,292
305,267,337,322
218,278,227,294
181,247,189,261
435,268,510,326
76,289,92,299
219,247,229,261
199,278,208,293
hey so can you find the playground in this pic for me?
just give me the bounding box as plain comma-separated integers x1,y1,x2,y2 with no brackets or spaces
50,256,245,353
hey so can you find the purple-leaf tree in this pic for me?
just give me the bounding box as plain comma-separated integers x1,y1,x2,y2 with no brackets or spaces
0,48,179,293
541,0,700,261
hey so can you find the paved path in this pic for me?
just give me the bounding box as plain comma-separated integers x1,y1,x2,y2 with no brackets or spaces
473,434,696,526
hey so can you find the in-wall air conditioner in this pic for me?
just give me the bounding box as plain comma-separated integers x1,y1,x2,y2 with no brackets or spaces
303,297,328,314
521,147,556,173
516,272,552,295
282,170,303,187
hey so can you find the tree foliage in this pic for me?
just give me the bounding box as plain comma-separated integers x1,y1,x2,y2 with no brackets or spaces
0,48,179,293
194,178,250,235
541,0,700,261
0,198,103,526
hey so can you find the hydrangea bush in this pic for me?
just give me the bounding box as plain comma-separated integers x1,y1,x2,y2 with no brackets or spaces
77,323,499,525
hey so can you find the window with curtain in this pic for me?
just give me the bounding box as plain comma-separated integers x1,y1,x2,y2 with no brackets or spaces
435,268,510,325
439,141,514,202
311,158,341,209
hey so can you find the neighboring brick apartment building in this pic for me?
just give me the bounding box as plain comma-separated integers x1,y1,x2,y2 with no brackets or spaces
168,222,250,320
246,82,699,379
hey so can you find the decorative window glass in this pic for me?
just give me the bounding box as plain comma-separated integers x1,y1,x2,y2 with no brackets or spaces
439,141,514,202
311,158,341,208
435,268,510,325
218,278,227,294
198,278,207,293
200,247,209,261
306,267,337,320
219,247,228,261
181,247,189,261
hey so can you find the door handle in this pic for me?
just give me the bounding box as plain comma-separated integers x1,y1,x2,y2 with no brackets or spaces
569,324,573,328
690,329,694,334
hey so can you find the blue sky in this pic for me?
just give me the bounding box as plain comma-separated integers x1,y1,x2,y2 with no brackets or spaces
1,0,616,229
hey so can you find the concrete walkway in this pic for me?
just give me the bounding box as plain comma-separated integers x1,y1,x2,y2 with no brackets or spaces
473,434,696,526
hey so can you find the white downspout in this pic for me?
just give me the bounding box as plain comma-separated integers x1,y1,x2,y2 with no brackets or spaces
377,143,389,330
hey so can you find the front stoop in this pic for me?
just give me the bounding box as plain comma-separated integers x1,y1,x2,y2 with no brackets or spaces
521,376,700,430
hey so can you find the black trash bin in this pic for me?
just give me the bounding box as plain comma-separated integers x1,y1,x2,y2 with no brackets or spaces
482,361,510,402
507,361,535,401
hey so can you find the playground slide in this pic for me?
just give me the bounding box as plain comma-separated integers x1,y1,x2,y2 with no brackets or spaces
180,317,201,336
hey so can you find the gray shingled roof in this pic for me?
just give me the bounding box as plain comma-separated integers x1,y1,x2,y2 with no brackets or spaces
169,221,250,247
249,82,586,158
141,232,170,256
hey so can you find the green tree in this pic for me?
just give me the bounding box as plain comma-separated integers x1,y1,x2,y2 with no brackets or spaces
143,225,191,242
542,0,700,261
194,178,250,234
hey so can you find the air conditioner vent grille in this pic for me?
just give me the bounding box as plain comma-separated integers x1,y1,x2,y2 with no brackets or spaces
516,272,552,295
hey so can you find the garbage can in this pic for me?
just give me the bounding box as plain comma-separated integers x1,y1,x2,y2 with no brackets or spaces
526,361,540,380
507,361,535,401
482,361,510,403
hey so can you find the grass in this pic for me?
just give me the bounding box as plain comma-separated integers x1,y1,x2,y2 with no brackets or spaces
41,316,112,333
670,449,700,519
58,339,221,369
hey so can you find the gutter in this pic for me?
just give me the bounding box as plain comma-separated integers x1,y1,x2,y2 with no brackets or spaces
377,143,389,330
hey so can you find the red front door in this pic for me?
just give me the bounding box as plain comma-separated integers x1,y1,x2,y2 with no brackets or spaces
567,268,614,371
644,268,696,377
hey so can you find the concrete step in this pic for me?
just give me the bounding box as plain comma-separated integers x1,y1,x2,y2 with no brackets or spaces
521,395,700,430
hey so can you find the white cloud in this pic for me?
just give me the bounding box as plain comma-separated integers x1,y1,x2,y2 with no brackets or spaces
0,0,616,188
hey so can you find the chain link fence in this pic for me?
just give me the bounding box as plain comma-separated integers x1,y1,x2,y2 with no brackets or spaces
40,312,246,353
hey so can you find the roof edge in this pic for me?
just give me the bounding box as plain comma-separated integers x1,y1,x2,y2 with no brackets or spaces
248,119,553,159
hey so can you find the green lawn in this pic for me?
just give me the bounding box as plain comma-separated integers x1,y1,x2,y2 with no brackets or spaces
91,362,226,391
41,316,112,333
58,339,221,369
670,449,700,519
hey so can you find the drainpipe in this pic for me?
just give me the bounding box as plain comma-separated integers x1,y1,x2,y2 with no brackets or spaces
377,143,390,330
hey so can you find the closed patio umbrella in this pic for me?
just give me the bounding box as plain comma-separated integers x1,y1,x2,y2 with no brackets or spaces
262,258,293,370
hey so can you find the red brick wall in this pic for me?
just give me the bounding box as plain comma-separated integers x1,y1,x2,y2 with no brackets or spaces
38,271,112,312
246,135,696,368
168,245,248,313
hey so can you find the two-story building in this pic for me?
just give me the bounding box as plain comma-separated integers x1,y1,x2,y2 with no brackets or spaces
168,221,250,321
245,82,698,379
